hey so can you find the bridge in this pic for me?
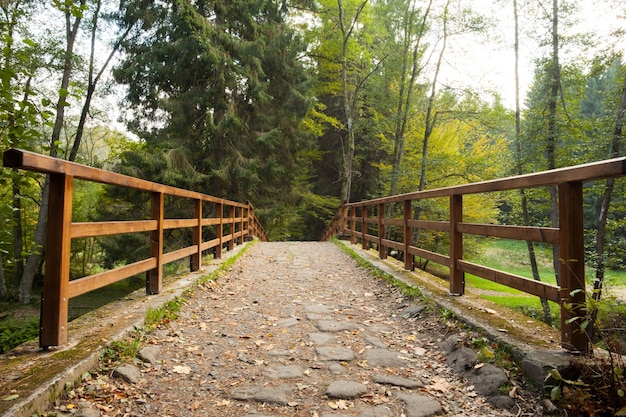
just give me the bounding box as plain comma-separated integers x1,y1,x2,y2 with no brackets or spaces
1,149,625,416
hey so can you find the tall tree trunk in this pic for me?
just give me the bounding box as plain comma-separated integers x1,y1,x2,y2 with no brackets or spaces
19,1,85,304
547,0,561,285
337,0,367,203
514,0,551,324
588,69,626,339
12,174,24,286
69,0,133,162
0,251,6,300
389,0,432,197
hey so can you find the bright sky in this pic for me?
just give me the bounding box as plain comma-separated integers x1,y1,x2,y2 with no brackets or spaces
437,0,626,109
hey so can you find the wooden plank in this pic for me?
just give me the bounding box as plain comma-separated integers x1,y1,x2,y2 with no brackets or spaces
202,238,220,252
40,174,74,348
558,182,588,353
2,149,242,204
163,218,197,229
71,220,157,238
457,260,560,302
203,218,221,226
407,246,450,266
407,219,449,232
69,258,157,298
163,245,197,264
340,156,626,207
457,223,559,243
384,218,404,227
364,217,378,224
381,238,403,250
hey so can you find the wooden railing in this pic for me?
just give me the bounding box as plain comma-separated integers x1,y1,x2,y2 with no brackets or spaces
3,149,267,348
321,157,626,353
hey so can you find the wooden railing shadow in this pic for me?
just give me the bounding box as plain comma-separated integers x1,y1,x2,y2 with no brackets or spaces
3,149,267,348
321,157,626,354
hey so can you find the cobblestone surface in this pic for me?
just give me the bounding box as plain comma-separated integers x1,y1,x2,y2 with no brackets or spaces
46,242,534,417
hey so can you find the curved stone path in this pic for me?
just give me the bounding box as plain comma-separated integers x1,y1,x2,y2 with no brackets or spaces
48,242,517,417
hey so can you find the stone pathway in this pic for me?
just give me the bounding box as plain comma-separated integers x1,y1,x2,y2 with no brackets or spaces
46,242,527,417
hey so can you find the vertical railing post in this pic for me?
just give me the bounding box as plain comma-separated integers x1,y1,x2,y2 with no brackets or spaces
342,205,348,235
378,202,386,259
403,199,414,270
239,205,245,242
147,192,164,294
216,202,223,259
247,201,253,239
350,207,357,244
191,198,202,271
40,174,73,348
450,194,464,295
229,204,235,250
559,182,588,353
362,206,369,250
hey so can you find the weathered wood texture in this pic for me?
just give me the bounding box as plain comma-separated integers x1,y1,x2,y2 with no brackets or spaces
3,149,267,348
321,156,626,354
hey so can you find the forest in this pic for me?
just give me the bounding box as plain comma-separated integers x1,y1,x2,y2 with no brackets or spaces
0,0,625,325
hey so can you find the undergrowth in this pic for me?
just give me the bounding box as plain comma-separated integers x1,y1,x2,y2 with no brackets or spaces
0,315,39,353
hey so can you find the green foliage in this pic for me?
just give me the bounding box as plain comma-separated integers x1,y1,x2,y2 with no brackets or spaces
0,315,39,353
145,296,185,332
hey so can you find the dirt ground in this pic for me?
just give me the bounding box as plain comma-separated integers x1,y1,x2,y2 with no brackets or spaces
40,241,549,417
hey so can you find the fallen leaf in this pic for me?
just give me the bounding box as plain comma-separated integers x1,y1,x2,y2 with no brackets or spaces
216,399,231,406
2,394,19,401
171,365,192,374
414,347,426,356
328,400,349,410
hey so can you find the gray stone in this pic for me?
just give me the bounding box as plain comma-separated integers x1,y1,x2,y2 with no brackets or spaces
309,332,334,345
396,393,442,417
137,346,161,364
112,364,141,384
520,348,573,388
368,324,393,333
316,346,355,361
325,381,368,399
280,306,296,317
306,313,326,320
447,346,477,373
439,335,462,353
363,349,407,367
230,384,294,405
469,363,508,396
316,320,359,332
365,336,387,348
357,405,394,416
401,304,426,319
305,304,334,314
372,374,423,389
329,363,347,374
487,394,516,409
263,365,303,379
76,408,101,417
276,317,300,328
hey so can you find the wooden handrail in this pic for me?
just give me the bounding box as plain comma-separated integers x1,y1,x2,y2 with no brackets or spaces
3,148,267,348
321,157,626,354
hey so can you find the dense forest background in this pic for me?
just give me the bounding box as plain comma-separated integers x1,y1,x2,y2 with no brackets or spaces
1,0,625,309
